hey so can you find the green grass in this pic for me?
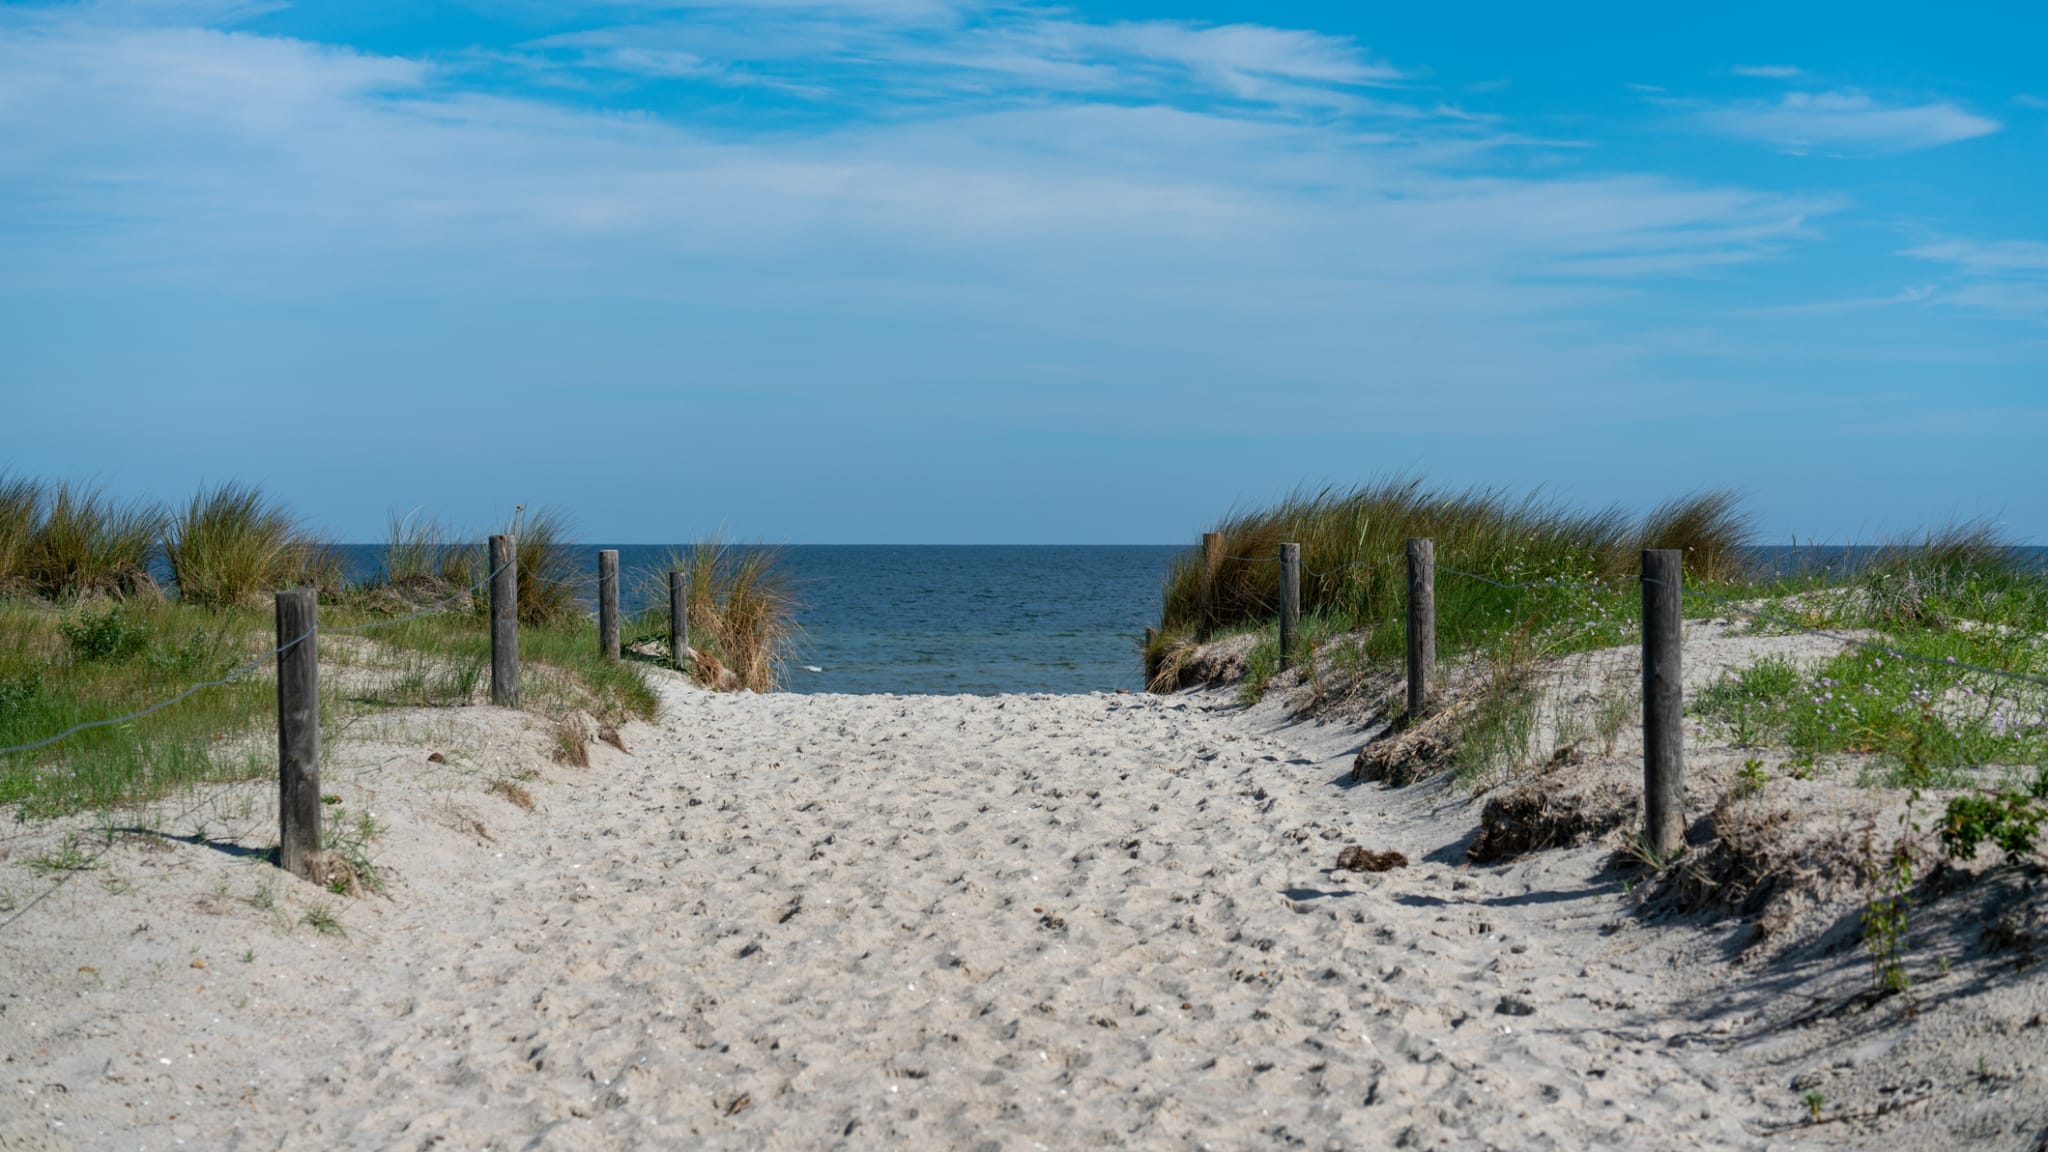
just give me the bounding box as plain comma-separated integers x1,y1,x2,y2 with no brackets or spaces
0,598,279,815
165,482,328,609
333,608,658,726
380,510,477,593
25,482,163,600
1687,539,2048,785
0,473,39,598
0,591,657,818
1146,477,1744,691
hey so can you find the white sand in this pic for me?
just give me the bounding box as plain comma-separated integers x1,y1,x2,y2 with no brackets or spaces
2,670,2043,1149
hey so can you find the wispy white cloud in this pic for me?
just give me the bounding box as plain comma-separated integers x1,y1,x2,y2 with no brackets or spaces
0,3,1824,296
520,9,1410,116
1740,285,1936,316
2018,94,2048,110
1730,64,1803,79
1700,89,2000,154
1901,238,2048,317
1904,239,2048,274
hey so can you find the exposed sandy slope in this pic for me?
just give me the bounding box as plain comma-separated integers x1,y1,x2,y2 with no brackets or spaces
1,665,2044,1150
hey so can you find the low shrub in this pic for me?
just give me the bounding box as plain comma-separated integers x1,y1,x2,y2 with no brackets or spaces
59,605,151,663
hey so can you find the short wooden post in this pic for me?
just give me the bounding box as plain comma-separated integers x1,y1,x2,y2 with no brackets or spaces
489,534,519,708
669,569,689,669
598,549,620,661
1278,542,1301,671
1642,549,1685,858
274,589,321,881
1200,531,1223,638
1406,537,1435,721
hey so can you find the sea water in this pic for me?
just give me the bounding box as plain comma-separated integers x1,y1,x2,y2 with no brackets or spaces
337,545,1181,695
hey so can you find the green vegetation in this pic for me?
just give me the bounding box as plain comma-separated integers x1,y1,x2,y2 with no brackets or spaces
1692,537,2048,783
1147,478,1748,696
1939,769,2048,866
23,481,164,599
1156,479,2048,821
0,478,722,822
165,482,334,608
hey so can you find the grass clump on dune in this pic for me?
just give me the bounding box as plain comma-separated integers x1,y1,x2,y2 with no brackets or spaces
1146,477,1754,695
25,482,165,601
0,478,666,817
0,473,41,598
380,511,478,594
165,482,335,608
634,540,801,693
508,506,582,627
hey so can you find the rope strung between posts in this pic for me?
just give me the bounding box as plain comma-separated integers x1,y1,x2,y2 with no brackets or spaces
0,558,511,760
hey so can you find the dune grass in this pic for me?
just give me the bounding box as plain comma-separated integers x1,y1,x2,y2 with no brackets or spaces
381,510,477,590
0,480,667,818
0,474,40,598
507,506,582,627
0,594,660,817
1147,478,1752,695
164,482,337,609
630,540,801,692
24,482,165,601
1691,529,2048,783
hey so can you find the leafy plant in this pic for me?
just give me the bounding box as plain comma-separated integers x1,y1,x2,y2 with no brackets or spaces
0,667,42,717
60,604,150,663
1939,771,2048,866
1732,757,1767,800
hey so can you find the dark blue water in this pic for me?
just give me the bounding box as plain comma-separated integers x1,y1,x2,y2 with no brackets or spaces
334,545,1181,695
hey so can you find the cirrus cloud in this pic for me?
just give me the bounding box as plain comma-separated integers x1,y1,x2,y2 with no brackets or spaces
1700,89,2000,154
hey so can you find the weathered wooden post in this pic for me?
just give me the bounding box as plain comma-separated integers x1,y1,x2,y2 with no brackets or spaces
669,569,689,669
1406,537,1435,722
489,534,519,707
1279,542,1301,671
1642,549,1685,858
275,589,321,881
1200,531,1223,638
598,549,621,661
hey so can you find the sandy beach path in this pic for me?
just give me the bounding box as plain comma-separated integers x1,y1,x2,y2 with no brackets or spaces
3,682,1773,1150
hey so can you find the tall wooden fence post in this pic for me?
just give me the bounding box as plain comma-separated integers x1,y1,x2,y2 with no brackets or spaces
489,534,519,708
1406,537,1435,722
669,569,689,669
1200,531,1223,638
598,549,621,661
275,588,321,881
1642,549,1685,858
1279,542,1301,671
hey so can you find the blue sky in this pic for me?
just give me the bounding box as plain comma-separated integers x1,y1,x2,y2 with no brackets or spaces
1,0,2043,543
